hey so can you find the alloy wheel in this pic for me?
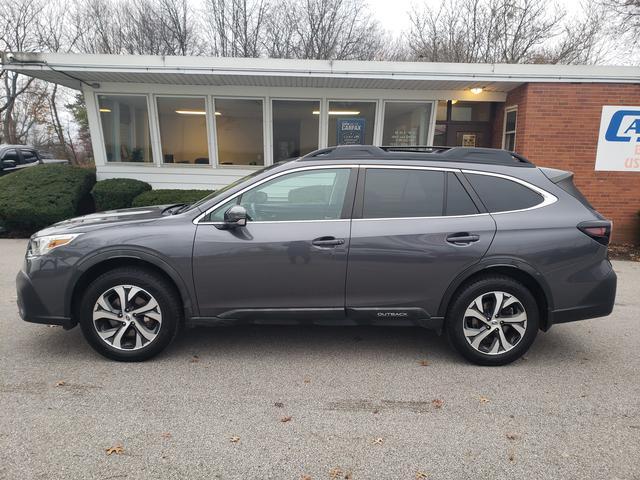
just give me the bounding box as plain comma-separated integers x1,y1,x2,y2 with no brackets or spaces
462,291,527,355
92,285,162,350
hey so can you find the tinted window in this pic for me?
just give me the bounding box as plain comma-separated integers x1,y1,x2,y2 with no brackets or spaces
446,173,479,215
363,169,444,218
207,168,351,222
2,149,19,162
466,173,543,212
21,150,38,164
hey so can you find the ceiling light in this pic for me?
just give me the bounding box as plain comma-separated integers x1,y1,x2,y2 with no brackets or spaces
470,87,484,95
176,110,206,115
215,112,221,116
312,110,361,115
99,108,111,113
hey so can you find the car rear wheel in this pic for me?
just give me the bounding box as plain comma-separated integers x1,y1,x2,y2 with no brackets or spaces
79,267,181,361
446,275,539,366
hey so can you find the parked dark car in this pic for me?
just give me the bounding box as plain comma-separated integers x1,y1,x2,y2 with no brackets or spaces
0,144,42,175
16,146,616,365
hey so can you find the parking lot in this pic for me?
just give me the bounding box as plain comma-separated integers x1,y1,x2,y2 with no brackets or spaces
1,238,639,480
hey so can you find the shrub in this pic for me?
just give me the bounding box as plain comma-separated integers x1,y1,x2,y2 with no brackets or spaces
91,178,151,211
132,189,213,207
0,164,96,235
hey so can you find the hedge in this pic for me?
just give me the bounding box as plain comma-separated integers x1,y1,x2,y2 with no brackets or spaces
91,178,151,211
132,189,213,207
0,164,96,234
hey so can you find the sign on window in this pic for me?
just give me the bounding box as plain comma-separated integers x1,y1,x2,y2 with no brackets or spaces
595,106,640,171
337,118,365,145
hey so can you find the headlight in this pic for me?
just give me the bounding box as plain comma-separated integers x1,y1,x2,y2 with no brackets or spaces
27,234,82,257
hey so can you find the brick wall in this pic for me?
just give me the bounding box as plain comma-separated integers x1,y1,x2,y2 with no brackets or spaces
492,83,640,244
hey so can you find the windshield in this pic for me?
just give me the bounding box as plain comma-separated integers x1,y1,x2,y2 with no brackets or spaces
185,162,289,212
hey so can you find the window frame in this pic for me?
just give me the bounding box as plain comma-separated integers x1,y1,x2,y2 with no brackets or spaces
195,164,358,225
95,92,156,165
326,99,380,147
154,94,213,167
212,96,268,169
380,100,436,147
502,106,518,151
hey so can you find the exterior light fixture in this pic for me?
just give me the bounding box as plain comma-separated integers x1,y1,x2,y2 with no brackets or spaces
470,87,484,95
313,110,361,115
99,108,111,113
450,100,458,104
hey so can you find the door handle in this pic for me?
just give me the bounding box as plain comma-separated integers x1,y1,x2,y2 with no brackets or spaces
312,236,345,247
446,233,480,245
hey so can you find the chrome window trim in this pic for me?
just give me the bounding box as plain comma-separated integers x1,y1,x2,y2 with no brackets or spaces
194,164,359,224
353,213,491,222
461,169,557,214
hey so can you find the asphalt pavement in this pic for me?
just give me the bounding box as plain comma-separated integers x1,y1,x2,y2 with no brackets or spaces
1,238,639,480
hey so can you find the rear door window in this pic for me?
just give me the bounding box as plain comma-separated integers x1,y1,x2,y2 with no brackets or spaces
21,150,39,164
446,173,479,216
465,173,543,212
362,168,445,218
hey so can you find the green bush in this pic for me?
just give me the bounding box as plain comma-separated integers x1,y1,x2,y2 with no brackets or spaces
132,189,213,207
92,178,151,211
0,164,96,234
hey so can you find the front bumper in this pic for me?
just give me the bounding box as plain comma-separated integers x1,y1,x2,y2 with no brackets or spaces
16,270,74,329
548,266,617,326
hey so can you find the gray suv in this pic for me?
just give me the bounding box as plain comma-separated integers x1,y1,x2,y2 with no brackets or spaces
16,146,617,365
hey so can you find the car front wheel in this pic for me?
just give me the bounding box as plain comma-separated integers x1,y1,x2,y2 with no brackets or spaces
446,275,539,366
79,267,181,361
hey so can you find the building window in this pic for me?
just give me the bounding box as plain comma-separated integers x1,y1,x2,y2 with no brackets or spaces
433,100,495,148
272,100,320,161
327,101,376,146
503,107,517,151
214,98,264,166
382,102,432,146
98,95,153,163
156,97,210,165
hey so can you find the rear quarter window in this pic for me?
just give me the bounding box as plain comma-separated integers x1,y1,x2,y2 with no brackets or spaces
465,173,543,213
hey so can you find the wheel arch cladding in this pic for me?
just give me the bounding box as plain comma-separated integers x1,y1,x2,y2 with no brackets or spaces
439,264,552,331
68,256,192,325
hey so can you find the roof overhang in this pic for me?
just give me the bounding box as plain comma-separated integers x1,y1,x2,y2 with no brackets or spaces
2,52,639,92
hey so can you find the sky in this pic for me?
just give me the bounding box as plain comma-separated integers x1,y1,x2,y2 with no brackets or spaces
368,0,589,36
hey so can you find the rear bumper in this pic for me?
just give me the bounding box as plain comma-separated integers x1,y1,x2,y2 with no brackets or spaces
548,266,617,326
16,270,74,329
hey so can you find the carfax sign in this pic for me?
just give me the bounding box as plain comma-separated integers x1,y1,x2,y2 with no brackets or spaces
595,106,640,171
337,118,365,145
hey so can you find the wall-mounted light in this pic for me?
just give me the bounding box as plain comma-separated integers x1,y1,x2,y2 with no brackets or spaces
450,100,458,105
312,110,361,115
99,108,111,113
470,87,484,95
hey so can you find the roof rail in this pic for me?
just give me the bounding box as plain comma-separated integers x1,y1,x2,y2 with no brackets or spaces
300,145,534,166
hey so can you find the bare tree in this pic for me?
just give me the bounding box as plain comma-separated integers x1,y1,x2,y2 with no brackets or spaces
406,0,605,64
203,0,268,57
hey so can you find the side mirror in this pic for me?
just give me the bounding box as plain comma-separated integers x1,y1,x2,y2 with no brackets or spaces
223,205,248,228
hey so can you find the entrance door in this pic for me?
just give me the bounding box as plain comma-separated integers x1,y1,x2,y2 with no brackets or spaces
346,167,496,320
193,166,357,319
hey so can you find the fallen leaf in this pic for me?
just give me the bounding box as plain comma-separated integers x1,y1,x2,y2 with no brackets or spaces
303,377,311,384
329,467,343,479
105,445,124,455
372,409,379,414
230,436,240,443
431,399,444,409
55,380,66,387
161,432,172,439
508,452,515,462
418,360,430,366
190,355,199,363
416,471,428,479
344,472,352,480
373,437,384,445
274,402,284,408
280,416,292,423
301,475,312,480
479,396,490,404
506,433,518,441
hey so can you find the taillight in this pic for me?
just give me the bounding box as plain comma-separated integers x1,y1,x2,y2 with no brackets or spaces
578,221,612,246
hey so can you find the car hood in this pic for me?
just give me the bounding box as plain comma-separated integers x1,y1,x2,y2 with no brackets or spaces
36,205,178,236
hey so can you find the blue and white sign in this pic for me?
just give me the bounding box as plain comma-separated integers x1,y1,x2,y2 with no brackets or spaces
337,118,365,145
595,106,640,171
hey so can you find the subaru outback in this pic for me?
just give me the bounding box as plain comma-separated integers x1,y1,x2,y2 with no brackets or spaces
16,146,617,365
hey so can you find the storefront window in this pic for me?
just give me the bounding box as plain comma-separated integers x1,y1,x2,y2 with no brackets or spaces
382,102,432,146
157,97,209,165
327,101,376,146
214,98,264,166
98,95,152,163
433,100,495,148
503,107,517,151
451,101,491,122
272,100,320,161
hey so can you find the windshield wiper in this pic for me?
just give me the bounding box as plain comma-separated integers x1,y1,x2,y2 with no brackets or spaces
161,203,187,215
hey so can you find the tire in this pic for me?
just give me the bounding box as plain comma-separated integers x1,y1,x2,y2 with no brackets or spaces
79,267,182,361
446,275,539,366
